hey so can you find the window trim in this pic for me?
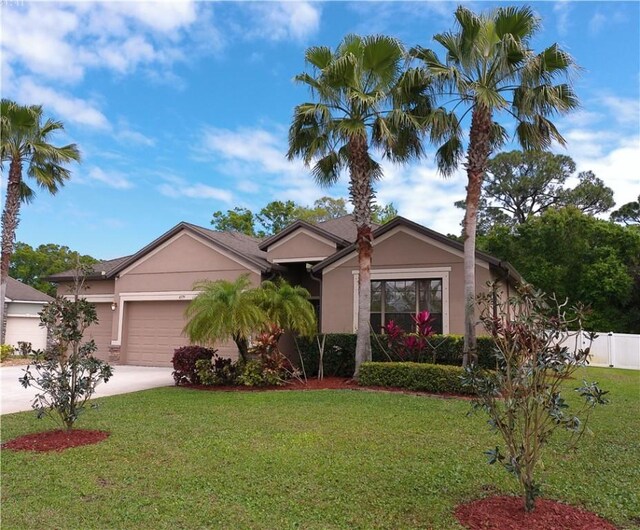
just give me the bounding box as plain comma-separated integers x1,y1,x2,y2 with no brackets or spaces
352,268,450,334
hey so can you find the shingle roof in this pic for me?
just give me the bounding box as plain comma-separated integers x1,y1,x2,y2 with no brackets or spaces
46,256,132,281
316,214,380,242
6,277,54,302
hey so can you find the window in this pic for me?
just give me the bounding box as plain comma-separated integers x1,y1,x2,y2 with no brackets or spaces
370,279,443,334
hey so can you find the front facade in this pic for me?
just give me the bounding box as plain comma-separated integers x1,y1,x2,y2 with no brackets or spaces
49,216,520,367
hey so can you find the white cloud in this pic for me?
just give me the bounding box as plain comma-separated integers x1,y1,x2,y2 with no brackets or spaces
18,78,110,130
157,175,233,203
86,167,135,190
599,95,640,127
241,2,321,42
553,1,572,36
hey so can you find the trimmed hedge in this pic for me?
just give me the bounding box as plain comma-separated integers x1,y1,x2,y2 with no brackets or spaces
294,334,497,377
358,362,474,395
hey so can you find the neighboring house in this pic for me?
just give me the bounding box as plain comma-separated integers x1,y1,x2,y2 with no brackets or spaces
4,277,53,352
48,215,521,367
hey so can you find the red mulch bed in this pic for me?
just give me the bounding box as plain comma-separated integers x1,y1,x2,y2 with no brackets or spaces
185,376,471,399
1,430,110,453
455,495,617,530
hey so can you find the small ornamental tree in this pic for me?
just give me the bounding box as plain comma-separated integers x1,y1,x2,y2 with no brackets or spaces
19,263,112,430
462,284,608,512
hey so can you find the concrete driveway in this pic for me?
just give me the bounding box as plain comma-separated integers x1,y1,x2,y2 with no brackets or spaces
1,364,174,415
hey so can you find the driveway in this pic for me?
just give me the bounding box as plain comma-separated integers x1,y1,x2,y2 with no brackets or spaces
1,364,174,415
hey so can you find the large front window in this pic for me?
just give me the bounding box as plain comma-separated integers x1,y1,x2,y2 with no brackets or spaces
371,279,443,334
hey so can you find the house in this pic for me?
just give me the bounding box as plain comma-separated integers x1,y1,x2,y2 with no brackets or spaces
4,277,53,353
48,215,520,366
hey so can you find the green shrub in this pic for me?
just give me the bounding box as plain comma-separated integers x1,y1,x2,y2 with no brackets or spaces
295,334,497,376
358,362,474,395
1,344,14,362
237,360,284,387
195,356,238,386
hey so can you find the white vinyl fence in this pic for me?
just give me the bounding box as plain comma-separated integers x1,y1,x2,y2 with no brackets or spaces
574,331,640,370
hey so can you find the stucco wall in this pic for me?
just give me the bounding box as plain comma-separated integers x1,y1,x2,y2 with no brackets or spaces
266,230,337,262
321,227,499,335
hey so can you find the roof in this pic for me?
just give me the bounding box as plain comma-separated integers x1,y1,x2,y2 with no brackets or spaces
46,255,132,281
311,216,523,283
47,222,281,282
317,214,380,242
6,277,54,303
258,214,379,251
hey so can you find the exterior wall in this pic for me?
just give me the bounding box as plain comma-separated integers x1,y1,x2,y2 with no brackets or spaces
111,231,261,362
86,303,114,361
5,301,48,351
115,232,259,293
55,280,116,296
321,227,497,335
266,230,336,262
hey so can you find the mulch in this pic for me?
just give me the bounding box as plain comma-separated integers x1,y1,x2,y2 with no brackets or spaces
455,495,617,530
184,376,472,399
1,430,110,453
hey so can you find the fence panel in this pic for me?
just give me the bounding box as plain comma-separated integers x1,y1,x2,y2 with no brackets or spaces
583,331,640,370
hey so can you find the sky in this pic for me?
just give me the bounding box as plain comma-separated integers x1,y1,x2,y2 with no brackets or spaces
1,0,639,260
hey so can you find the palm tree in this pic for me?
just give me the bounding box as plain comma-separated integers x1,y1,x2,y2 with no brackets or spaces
287,34,430,378
411,6,578,365
257,278,317,337
184,275,265,361
1,99,81,342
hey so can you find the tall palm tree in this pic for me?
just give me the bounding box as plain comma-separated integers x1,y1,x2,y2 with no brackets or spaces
1,99,81,342
257,278,317,337
287,34,430,378
184,275,265,361
411,6,578,365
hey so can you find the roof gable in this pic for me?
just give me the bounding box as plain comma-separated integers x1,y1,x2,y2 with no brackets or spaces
258,219,350,251
6,277,54,302
313,216,522,281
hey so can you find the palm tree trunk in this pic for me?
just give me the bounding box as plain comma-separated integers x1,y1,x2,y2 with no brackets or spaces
348,135,374,379
1,158,22,344
462,105,492,367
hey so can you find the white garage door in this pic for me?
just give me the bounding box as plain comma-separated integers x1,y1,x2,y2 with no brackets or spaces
5,316,47,352
124,301,190,366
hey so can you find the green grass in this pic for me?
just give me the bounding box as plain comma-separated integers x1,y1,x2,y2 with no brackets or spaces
1,367,639,529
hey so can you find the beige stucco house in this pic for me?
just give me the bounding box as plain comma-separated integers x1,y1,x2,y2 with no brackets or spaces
49,215,520,367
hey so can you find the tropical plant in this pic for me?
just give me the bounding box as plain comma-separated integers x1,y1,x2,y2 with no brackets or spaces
184,275,264,361
184,275,317,361
288,34,430,378
0,100,81,343
462,284,608,512
257,278,317,337
411,6,579,365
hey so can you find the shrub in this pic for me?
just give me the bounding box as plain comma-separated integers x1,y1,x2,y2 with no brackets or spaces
171,346,217,385
295,334,497,376
16,341,32,357
19,296,113,430
358,362,474,395
237,359,284,387
462,284,608,512
194,356,238,386
1,344,14,362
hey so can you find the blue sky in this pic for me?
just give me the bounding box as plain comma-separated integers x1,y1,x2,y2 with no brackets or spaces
1,1,639,259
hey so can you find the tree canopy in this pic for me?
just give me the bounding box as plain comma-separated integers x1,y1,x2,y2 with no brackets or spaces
211,196,398,237
454,150,615,234
610,194,640,226
479,207,640,333
9,242,98,296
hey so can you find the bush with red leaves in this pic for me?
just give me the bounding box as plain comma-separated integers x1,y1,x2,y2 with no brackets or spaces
171,346,217,385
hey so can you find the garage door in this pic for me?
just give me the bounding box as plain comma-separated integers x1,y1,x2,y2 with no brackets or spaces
86,303,113,362
5,316,48,352
124,301,190,366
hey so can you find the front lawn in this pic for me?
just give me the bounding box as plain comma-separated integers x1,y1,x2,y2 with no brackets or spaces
1,367,638,529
